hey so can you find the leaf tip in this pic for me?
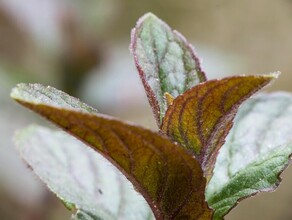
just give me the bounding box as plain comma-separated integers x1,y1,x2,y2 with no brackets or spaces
269,71,281,78
10,83,24,100
259,71,281,79
260,71,281,86
137,12,159,25
132,12,167,39
130,12,161,46
11,83,45,103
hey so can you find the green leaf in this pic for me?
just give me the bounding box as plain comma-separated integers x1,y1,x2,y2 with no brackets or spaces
131,13,206,125
11,83,213,220
161,74,278,181
207,145,292,220
15,125,154,220
206,92,292,220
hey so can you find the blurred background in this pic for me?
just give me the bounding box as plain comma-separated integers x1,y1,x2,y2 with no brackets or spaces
0,0,291,219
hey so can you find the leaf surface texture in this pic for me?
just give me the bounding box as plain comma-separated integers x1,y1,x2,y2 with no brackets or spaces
206,92,292,219
11,83,213,220
131,13,206,125
162,74,278,180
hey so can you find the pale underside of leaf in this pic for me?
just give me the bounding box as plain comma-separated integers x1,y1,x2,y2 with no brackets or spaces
10,83,98,114
11,83,213,220
131,13,206,125
161,74,278,182
15,125,155,220
206,92,292,219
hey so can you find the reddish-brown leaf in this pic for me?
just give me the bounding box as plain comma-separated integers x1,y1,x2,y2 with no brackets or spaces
11,84,213,220
161,74,279,182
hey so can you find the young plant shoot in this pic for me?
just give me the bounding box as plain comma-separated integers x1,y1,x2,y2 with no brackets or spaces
11,13,292,220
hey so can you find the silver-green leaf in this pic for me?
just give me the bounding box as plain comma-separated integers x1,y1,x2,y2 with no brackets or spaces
206,92,292,220
131,13,206,125
15,125,154,220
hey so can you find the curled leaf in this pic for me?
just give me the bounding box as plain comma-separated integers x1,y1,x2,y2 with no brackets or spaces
11,83,213,220
131,13,206,125
161,73,279,181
